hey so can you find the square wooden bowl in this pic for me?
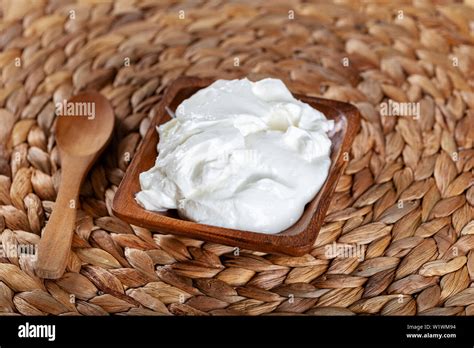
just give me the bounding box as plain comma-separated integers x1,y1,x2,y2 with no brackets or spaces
112,76,360,256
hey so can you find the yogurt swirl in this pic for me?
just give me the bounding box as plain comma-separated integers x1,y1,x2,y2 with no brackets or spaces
136,78,334,234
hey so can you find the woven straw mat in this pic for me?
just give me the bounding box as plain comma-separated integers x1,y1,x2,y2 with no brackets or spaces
0,0,473,316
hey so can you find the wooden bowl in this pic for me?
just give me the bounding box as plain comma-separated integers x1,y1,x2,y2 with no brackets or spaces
112,76,360,256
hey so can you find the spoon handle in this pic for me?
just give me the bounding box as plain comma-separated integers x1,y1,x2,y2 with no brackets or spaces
36,157,84,279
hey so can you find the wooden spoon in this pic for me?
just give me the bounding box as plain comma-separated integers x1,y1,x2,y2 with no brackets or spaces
36,92,114,279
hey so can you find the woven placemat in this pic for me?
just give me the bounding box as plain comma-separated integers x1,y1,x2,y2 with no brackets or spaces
0,0,473,316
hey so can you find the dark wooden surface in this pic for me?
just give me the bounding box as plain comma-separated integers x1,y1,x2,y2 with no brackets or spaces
112,76,361,256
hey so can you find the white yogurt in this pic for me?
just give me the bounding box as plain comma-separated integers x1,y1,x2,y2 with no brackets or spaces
136,78,334,234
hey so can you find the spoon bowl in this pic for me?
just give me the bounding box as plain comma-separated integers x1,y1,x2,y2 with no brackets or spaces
56,93,115,156
36,92,115,279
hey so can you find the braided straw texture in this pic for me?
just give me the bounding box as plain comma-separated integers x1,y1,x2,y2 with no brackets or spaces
0,0,473,316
